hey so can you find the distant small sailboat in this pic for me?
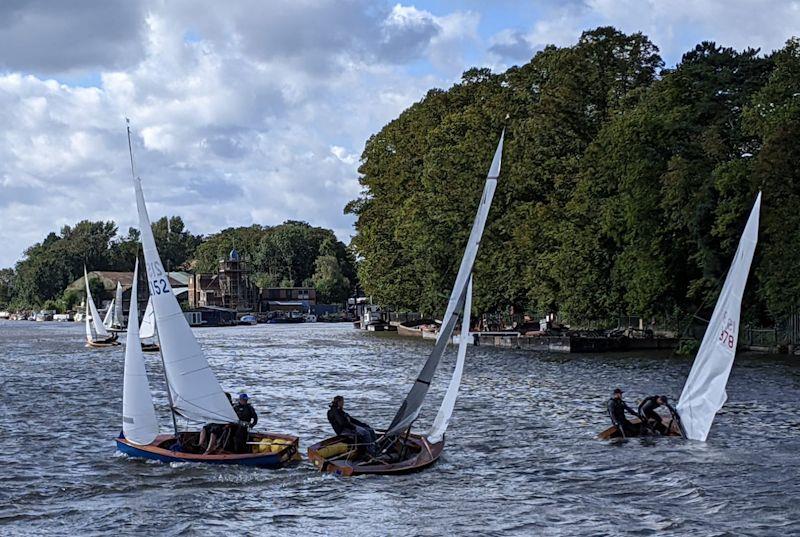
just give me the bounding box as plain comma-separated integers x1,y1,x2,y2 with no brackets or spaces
308,130,504,476
84,267,119,348
115,122,299,466
105,282,126,332
599,192,761,441
139,297,159,352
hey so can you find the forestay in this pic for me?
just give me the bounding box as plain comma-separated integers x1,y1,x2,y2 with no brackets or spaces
386,130,504,436
122,260,159,445
134,176,238,424
139,298,156,340
113,282,124,326
677,192,761,441
427,276,472,444
84,266,109,339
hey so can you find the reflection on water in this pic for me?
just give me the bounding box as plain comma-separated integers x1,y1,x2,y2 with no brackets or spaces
0,321,798,535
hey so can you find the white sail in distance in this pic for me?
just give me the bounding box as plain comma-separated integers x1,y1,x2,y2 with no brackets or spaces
134,175,238,424
84,267,109,339
103,298,115,329
122,259,159,445
677,192,761,441
427,276,473,444
139,297,156,340
386,130,504,436
113,282,124,326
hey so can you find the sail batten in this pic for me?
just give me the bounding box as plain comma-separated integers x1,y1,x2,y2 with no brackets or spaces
122,260,159,445
676,192,761,441
134,175,238,425
386,130,503,436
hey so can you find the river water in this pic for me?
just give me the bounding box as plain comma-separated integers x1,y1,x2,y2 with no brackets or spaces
0,320,798,536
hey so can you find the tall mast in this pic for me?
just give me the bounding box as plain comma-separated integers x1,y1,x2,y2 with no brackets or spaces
127,119,179,438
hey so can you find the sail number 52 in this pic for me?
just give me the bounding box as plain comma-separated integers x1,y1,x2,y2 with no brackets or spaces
151,278,170,295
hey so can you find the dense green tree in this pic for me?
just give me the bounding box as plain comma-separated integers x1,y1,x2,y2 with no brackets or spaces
312,255,351,304
150,216,202,271
193,225,267,272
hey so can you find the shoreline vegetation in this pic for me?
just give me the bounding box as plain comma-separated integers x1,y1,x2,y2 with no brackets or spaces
0,219,356,312
347,27,800,333
4,27,800,338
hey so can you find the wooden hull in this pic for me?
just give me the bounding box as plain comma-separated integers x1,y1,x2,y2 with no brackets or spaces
140,342,160,352
598,416,683,440
116,432,300,468
307,432,443,476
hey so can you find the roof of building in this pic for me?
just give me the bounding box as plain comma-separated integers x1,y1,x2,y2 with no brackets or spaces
67,271,186,293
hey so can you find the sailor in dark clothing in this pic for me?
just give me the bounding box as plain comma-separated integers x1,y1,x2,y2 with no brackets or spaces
638,395,669,435
234,393,258,428
327,395,377,456
607,388,639,437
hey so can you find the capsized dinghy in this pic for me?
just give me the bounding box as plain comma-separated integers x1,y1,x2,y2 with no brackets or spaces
598,192,761,441
84,266,119,348
115,123,299,467
308,130,504,476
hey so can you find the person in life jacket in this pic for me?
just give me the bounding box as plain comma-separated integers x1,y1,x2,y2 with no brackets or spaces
327,395,377,456
607,388,639,436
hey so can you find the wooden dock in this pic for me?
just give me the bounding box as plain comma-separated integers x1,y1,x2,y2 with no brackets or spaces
475,332,677,353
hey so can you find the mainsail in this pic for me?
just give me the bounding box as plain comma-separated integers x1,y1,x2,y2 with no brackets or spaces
139,297,156,340
122,260,159,445
113,282,124,326
134,176,238,424
677,192,761,441
386,130,504,436
103,298,115,329
84,267,110,339
427,276,472,444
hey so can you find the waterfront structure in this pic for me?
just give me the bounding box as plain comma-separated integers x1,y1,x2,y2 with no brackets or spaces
259,287,316,313
188,249,258,311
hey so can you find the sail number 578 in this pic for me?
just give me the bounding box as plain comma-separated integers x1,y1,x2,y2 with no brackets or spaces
718,329,735,349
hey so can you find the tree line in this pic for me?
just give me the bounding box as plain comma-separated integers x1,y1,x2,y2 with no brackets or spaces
347,27,800,328
0,218,356,311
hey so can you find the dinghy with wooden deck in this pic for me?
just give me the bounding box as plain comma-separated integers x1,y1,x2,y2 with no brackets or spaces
308,431,442,476
597,414,683,440
115,122,299,468
598,192,762,442
309,130,504,476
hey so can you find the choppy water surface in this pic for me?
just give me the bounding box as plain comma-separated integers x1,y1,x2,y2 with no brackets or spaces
1,321,799,535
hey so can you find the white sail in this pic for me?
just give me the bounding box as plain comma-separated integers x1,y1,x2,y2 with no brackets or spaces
427,276,472,444
677,192,761,441
139,297,156,340
122,259,159,445
386,130,504,436
103,298,115,329
84,267,109,339
113,282,124,326
436,130,503,346
84,300,92,340
134,176,238,424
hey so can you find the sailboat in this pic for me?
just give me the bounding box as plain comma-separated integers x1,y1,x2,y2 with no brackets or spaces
84,267,119,348
104,282,126,332
138,297,159,352
115,124,299,467
308,130,504,476
599,192,761,441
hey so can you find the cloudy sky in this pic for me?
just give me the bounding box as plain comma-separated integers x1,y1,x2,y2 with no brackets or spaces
1,0,798,267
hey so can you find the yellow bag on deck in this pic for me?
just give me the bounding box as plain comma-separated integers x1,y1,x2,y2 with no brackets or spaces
253,438,272,453
317,443,349,459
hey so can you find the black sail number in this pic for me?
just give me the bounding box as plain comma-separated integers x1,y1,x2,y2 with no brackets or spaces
151,278,170,295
